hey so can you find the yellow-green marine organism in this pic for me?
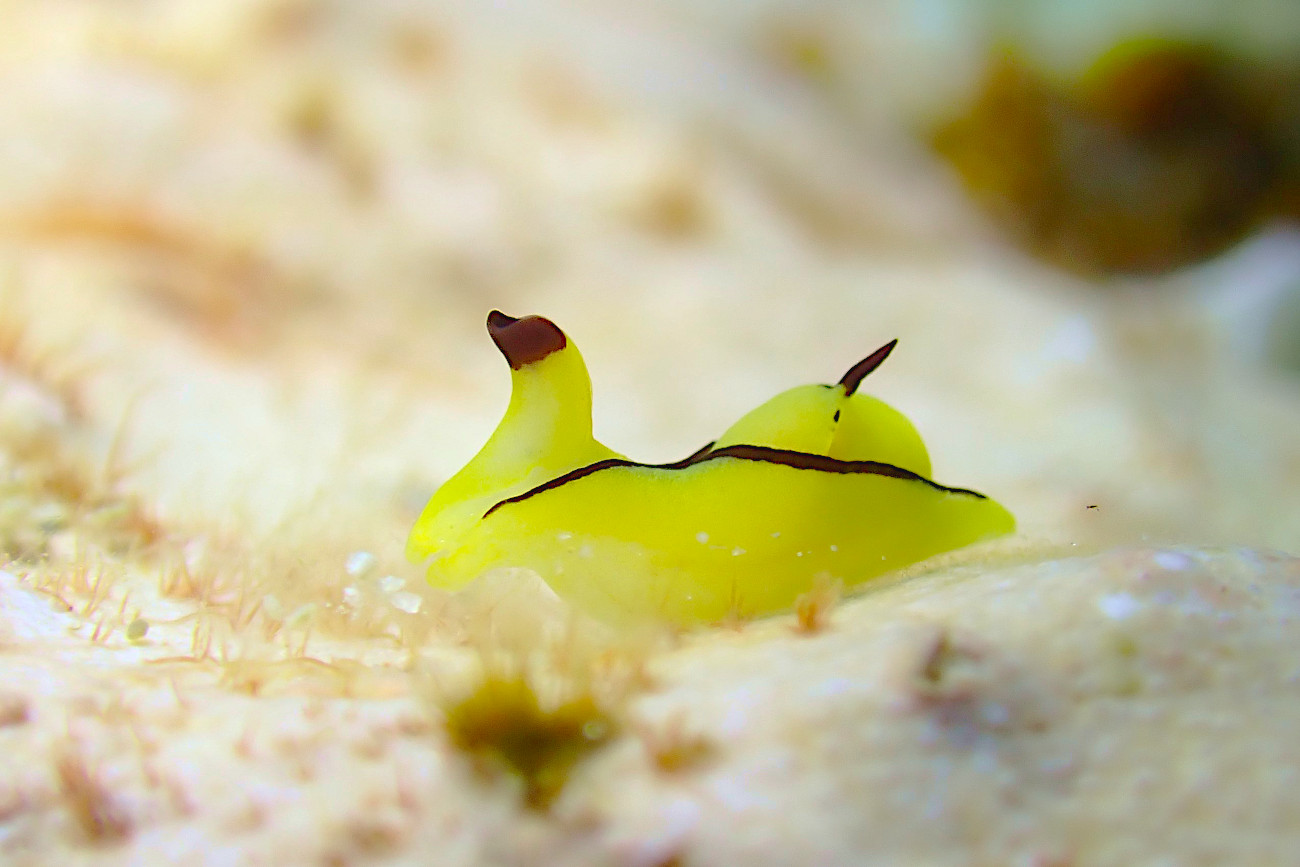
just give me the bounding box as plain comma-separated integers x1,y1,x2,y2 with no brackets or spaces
408,311,1015,625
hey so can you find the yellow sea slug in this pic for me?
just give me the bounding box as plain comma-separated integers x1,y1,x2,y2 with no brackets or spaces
409,312,1015,625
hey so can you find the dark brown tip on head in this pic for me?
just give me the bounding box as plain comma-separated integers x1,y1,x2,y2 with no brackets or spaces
486,310,568,369
838,339,898,395
486,310,519,329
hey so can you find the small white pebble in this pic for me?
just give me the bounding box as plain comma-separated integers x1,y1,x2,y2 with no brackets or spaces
341,586,362,607
557,531,573,542
796,551,804,558
390,592,422,614
731,547,746,557
345,551,376,577
1099,592,1142,620
829,545,838,553
1153,550,1193,572
695,532,709,544
378,575,406,594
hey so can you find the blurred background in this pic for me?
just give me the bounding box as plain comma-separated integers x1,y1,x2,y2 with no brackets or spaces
0,0,1297,557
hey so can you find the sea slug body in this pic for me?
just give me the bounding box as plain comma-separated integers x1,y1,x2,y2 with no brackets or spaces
408,312,1015,625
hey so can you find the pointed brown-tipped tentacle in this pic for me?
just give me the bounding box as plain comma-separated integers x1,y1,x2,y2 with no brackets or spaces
486,310,568,369
838,339,899,395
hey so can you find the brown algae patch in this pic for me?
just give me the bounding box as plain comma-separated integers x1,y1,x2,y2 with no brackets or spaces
441,672,616,810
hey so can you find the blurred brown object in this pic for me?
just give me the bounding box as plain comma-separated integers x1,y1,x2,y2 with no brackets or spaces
933,40,1300,275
